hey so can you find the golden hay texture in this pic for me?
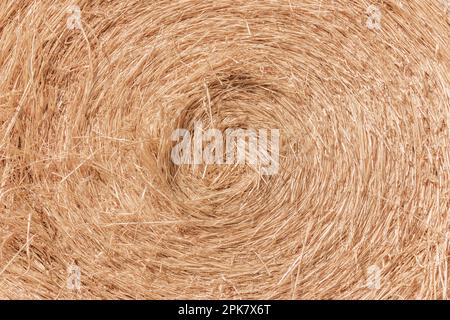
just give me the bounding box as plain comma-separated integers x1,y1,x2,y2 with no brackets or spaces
0,0,449,299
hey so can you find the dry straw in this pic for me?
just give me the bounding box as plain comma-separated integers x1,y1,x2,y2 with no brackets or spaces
0,0,449,299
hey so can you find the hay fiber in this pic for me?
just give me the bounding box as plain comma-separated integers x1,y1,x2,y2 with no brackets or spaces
0,0,449,299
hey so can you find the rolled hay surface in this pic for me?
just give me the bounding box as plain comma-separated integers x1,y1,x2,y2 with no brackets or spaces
0,0,449,299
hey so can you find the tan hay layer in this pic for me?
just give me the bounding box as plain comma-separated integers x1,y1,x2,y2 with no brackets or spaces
0,0,449,299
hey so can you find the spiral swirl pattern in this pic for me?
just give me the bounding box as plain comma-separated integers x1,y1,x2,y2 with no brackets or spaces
0,0,449,299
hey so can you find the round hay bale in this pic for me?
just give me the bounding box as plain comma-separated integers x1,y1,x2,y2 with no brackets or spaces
0,0,448,299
